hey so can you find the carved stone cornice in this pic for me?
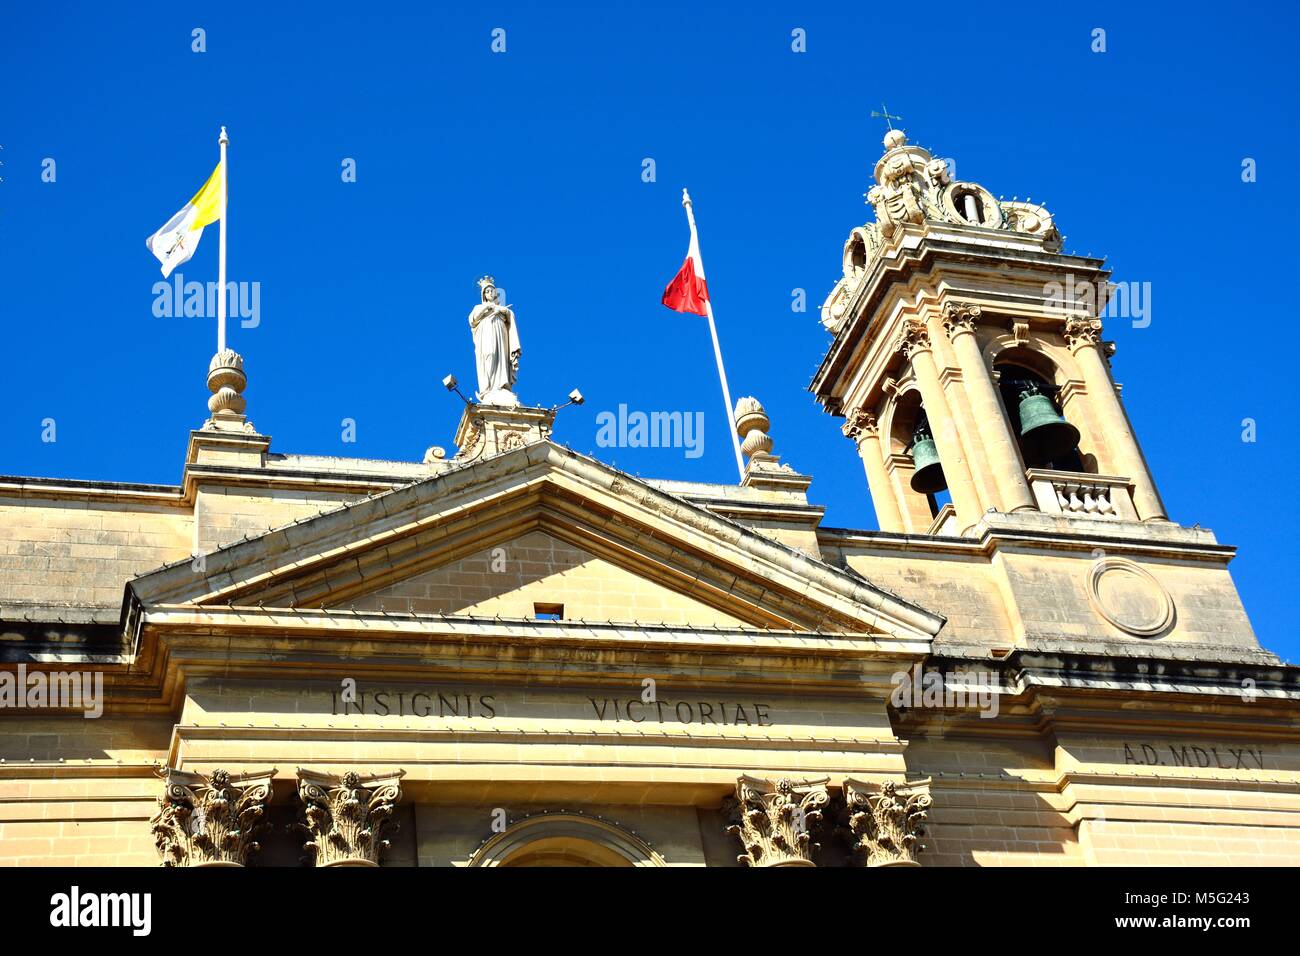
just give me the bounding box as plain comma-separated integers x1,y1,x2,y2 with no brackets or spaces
843,778,932,867
296,769,405,867
898,318,932,360
1063,315,1104,352
150,767,276,867
841,408,880,443
725,775,830,867
941,302,982,340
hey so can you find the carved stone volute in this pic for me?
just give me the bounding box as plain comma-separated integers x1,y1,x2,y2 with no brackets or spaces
295,768,405,867
842,778,933,867
150,767,276,867
725,775,830,867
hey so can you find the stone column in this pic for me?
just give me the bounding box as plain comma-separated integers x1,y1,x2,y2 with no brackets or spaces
1064,316,1166,520
842,778,933,867
150,767,276,867
900,319,983,532
943,304,1036,513
843,409,904,532
296,769,405,867
725,775,830,867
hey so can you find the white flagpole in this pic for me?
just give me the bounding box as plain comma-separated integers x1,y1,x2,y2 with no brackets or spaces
682,188,745,482
217,126,229,355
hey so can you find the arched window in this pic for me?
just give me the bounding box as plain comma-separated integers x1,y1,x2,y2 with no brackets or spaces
469,813,666,868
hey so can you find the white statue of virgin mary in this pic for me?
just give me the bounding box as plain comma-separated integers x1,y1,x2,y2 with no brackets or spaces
468,275,521,405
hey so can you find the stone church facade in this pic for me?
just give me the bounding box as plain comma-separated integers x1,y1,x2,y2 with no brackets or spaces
2,130,1297,867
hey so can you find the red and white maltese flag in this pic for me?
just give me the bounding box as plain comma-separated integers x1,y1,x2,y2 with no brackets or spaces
661,194,710,316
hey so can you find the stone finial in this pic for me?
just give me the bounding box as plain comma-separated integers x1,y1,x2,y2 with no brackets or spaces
733,396,776,464
295,769,405,867
204,349,254,432
150,767,276,867
725,775,830,867
842,778,932,867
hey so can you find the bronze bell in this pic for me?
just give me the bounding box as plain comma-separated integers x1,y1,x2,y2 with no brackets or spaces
909,419,946,494
1017,384,1081,465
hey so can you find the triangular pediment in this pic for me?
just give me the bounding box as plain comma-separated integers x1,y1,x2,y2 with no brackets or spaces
126,442,944,640
333,529,748,628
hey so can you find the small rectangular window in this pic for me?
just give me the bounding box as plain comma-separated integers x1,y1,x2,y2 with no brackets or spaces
533,602,564,621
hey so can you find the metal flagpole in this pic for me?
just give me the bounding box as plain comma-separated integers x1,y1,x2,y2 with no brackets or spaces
217,126,229,355
682,189,745,482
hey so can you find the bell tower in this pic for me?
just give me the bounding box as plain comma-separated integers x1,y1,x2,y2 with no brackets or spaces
812,129,1166,537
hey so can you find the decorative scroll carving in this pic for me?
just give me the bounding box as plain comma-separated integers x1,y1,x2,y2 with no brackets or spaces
942,302,982,340
725,775,830,867
1063,315,1103,351
842,778,932,867
150,767,276,867
898,318,932,359
841,408,879,442
296,769,405,867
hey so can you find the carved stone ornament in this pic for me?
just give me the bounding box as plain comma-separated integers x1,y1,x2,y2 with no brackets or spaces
203,349,256,432
725,775,830,867
841,408,879,442
296,769,405,867
942,302,982,340
898,318,932,359
734,396,776,463
150,766,276,867
1063,314,1104,351
842,778,933,867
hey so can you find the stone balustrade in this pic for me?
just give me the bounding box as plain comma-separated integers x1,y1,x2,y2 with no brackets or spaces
1026,469,1138,521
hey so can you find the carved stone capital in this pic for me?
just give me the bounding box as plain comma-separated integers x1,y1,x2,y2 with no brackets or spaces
841,408,879,443
941,302,982,340
725,775,830,867
1063,315,1104,352
296,769,405,867
898,318,932,359
151,767,276,867
842,778,933,867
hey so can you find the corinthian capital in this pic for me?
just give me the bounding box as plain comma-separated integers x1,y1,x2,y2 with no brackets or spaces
898,318,932,359
941,302,982,340
150,767,276,867
725,775,830,867
296,769,405,867
842,778,932,867
1063,314,1104,351
841,408,880,442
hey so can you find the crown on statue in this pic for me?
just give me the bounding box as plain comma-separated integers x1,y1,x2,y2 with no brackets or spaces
477,275,496,290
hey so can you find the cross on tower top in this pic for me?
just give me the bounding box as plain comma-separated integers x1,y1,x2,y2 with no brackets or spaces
870,102,903,130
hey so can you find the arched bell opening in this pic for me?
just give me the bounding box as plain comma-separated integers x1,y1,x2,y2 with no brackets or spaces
994,358,1085,473
890,391,950,521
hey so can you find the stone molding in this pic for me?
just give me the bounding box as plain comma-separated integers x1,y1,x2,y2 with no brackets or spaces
150,766,276,867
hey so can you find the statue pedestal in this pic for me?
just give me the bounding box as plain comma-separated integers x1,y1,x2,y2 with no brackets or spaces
453,403,557,463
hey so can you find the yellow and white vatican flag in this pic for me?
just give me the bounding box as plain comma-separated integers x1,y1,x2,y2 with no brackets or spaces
145,161,224,277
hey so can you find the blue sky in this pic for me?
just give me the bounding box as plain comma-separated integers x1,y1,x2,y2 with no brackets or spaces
2,2,1296,658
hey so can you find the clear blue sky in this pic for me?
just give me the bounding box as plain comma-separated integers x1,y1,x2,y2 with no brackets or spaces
2,2,1296,659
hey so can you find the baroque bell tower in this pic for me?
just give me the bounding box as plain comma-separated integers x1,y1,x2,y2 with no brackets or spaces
812,129,1166,537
